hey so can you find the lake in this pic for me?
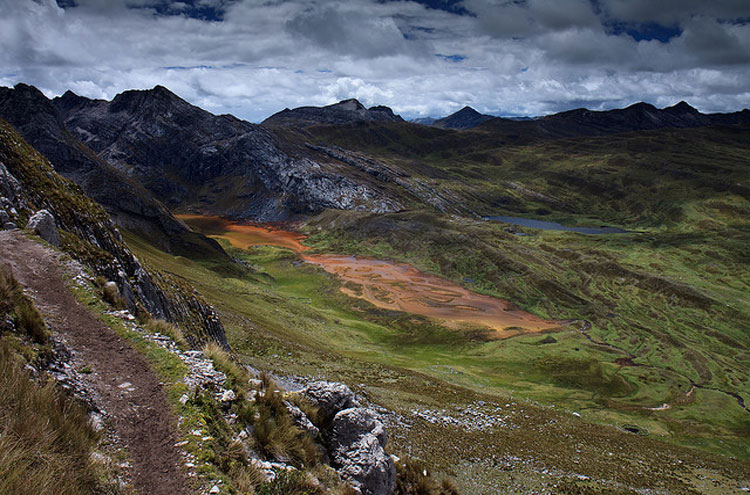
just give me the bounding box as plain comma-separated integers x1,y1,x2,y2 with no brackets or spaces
484,215,630,234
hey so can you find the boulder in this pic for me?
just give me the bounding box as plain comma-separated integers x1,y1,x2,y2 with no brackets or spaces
330,408,395,495
302,381,361,421
331,407,387,449
26,209,61,247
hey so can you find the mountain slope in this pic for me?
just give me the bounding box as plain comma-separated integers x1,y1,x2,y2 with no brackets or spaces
0,84,226,259
54,87,404,221
0,117,227,345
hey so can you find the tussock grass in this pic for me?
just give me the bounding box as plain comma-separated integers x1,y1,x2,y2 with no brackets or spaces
252,373,323,467
93,276,127,310
229,462,266,494
204,341,248,394
395,458,460,495
0,342,102,495
146,318,188,348
256,469,324,495
0,264,49,343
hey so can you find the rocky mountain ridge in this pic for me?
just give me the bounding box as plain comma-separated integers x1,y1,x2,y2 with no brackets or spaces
52,87,404,221
0,84,227,259
478,100,750,139
262,98,404,128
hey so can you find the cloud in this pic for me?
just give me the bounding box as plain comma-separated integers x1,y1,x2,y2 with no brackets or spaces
285,3,426,59
0,0,747,122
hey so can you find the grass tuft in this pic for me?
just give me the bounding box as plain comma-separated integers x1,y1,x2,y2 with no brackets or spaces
395,458,460,495
252,374,323,467
0,264,49,343
0,341,103,495
204,341,248,394
145,318,189,348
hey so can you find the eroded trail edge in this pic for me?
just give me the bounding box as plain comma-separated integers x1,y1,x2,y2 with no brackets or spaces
0,230,187,495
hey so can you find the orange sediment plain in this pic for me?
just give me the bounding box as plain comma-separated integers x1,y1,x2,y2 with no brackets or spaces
177,214,562,337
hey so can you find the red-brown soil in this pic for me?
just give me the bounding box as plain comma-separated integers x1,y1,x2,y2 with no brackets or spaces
177,216,560,337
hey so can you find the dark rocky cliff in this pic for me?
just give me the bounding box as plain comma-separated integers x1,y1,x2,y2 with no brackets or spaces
0,118,227,347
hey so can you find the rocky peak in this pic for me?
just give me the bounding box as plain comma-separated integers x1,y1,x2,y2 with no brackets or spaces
53,90,99,115
455,106,482,117
263,99,403,127
625,102,658,113
109,85,185,114
665,101,699,114
328,98,367,112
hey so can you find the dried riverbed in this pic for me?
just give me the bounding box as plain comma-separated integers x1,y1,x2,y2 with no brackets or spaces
178,215,561,337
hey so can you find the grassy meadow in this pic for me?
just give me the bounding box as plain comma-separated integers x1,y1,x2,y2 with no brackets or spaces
124,203,749,494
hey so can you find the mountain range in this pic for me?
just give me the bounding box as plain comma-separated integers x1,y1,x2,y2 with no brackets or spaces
3,82,749,229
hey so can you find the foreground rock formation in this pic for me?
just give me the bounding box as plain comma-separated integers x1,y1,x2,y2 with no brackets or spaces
303,381,396,495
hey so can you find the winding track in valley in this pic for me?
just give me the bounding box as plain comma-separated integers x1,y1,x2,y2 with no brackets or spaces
0,230,188,495
575,319,747,412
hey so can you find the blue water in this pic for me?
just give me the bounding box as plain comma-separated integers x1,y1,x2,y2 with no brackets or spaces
484,216,630,235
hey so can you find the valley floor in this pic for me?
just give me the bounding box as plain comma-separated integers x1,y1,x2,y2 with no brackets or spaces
127,216,750,494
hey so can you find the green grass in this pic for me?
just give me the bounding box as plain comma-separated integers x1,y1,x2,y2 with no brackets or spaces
1,265,50,344
301,209,750,456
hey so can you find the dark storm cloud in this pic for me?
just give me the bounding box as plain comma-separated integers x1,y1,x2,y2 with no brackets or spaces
286,4,428,59
2,0,749,121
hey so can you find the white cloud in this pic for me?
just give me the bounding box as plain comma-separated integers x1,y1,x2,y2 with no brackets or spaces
0,0,747,122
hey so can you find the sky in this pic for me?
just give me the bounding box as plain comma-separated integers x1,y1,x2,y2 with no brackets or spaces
1,0,749,122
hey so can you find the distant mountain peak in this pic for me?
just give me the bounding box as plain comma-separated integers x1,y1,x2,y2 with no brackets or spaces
666,101,698,113
456,106,481,115
262,99,403,127
626,102,658,111
432,105,494,130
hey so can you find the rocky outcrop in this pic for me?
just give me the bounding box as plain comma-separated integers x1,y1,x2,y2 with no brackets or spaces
0,117,228,347
303,381,396,495
330,408,396,495
52,86,403,221
263,99,404,128
26,209,61,247
303,381,361,420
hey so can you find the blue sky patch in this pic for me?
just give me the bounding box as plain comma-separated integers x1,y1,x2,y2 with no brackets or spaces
436,54,466,62
381,0,471,16
606,22,682,43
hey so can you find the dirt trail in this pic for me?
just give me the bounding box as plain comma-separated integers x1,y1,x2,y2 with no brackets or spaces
0,230,187,495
